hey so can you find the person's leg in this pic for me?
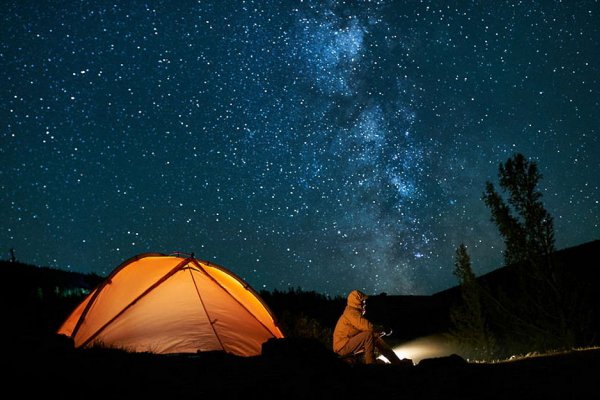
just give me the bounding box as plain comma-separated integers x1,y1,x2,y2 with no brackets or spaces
338,331,376,364
375,337,402,365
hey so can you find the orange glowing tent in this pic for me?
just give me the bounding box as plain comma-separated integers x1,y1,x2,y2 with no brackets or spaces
57,253,284,356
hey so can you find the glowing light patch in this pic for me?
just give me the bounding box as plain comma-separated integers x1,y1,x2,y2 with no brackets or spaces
378,335,462,365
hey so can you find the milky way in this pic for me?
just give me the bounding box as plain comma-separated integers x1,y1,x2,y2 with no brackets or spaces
1,1,599,296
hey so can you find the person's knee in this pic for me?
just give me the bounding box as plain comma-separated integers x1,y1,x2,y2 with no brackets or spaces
362,332,375,352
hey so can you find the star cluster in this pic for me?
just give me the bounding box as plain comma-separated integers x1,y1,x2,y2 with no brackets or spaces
1,1,598,296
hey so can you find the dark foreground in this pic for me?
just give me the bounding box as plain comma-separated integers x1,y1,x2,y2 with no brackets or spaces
6,334,600,399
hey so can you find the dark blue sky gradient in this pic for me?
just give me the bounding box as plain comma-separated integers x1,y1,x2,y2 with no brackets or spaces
1,1,598,296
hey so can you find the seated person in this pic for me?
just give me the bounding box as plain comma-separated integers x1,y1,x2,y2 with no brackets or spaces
333,289,402,365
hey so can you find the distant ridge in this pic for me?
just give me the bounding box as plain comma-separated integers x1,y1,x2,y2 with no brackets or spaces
2,240,597,300
0,260,103,296
1,240,598,343
434,239,600,299
365,240,600,342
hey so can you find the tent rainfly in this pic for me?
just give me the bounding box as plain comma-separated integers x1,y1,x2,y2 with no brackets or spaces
57,253,284,356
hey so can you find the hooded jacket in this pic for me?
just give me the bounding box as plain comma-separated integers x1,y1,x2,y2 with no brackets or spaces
332,290,375,353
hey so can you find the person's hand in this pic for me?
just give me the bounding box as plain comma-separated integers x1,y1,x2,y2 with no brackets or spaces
380,327,393,337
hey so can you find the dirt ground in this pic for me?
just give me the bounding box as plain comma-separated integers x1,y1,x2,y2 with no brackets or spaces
6,334,600,399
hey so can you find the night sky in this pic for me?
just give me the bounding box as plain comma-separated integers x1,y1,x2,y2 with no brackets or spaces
1,1,598,297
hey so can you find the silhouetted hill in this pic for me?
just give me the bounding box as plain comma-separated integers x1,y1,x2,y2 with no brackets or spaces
434,239,600,301
0,260,103,294
363,240,600,346
1,240,598,347
434,239,600,339
364,294,451,343
0,260,103,338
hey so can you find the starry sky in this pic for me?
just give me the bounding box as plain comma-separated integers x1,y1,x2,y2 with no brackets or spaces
1,1,599,297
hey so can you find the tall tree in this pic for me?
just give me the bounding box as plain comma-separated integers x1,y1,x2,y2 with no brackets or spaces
449,244,495,360
483,153,555,266
482,153,581,352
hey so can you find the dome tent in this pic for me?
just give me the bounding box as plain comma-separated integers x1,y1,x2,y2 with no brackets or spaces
57,253,284,356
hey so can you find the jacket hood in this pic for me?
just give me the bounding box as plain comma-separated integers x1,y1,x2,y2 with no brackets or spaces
347,289,368,309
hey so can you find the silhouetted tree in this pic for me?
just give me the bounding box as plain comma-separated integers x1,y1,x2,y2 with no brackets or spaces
259,287,344,349
483,153,555,265
449,244,495,360
483,153,582,353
